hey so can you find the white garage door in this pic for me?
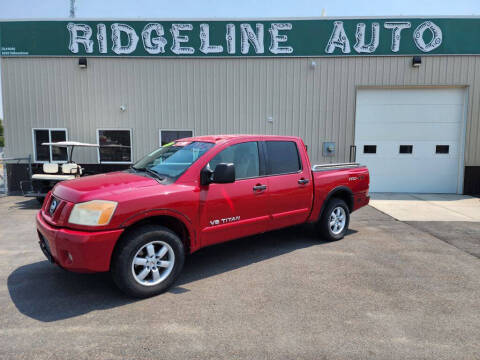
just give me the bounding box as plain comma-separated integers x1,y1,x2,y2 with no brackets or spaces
355,88,466,193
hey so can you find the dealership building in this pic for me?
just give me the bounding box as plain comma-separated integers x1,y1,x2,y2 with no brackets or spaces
0,17,479,194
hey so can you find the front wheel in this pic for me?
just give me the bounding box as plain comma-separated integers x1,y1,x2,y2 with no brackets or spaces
317,198,350,242
111,225,185,298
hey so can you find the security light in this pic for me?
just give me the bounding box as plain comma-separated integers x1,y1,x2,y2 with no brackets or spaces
78,57,87,69
412,56,422,67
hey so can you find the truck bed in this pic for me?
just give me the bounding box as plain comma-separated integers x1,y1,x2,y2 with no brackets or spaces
308,162,370,223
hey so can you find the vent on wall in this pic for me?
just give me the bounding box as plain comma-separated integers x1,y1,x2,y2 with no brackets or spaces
363,145,377,154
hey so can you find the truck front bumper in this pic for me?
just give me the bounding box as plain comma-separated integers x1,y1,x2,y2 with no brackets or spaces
36,212,124,273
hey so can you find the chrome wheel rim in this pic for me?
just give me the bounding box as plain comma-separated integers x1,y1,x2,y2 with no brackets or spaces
131,241,175,286
329,206,346,235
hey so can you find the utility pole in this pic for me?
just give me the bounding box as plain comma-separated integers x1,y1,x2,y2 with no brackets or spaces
69,0,76,18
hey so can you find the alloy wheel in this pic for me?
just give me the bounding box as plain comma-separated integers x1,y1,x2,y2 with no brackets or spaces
131,241,175,286
329,206,346,235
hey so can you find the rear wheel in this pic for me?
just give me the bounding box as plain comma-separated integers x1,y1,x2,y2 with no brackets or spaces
317,198,350,241
111,225,185,298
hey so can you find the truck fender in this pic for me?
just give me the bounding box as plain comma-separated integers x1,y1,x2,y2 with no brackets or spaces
119,208,196,251
318,186,354,220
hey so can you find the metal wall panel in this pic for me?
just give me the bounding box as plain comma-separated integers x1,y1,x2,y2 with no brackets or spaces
1,56,480,166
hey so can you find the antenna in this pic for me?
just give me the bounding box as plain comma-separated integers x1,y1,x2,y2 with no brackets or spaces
69,0,76,18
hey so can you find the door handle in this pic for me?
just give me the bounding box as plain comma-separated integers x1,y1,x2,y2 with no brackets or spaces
298,178,310,185
253,184,267,191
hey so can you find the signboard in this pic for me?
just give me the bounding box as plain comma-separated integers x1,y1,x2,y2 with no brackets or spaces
1,18,480,57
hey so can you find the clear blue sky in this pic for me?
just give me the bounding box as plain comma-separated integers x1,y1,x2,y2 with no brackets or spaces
1,0,480,118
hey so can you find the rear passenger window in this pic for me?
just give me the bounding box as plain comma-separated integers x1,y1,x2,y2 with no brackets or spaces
208,142,260,180
265,141,301,175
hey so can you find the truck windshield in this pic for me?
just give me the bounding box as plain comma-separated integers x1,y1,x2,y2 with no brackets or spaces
132,141,214,179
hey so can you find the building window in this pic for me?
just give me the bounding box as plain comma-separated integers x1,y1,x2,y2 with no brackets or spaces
436,145,450,154
399,145,413,154
363,145,377,154
97,129,132,163
160,130,193,146
32,128,68,163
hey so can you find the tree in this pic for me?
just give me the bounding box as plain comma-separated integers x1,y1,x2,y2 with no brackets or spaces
0,119,4,147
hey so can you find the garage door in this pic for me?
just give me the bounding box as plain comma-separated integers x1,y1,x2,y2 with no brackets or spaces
355,88,466,193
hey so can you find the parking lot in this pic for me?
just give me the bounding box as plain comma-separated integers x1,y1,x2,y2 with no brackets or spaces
0,195,479,359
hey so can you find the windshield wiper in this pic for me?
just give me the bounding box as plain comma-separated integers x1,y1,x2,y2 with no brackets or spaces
131,166,165,181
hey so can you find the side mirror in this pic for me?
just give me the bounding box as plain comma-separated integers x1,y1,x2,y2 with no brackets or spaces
212,163,235,183
200,167,213,186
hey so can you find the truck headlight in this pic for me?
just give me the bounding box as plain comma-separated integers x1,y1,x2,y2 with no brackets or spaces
68,200,117,226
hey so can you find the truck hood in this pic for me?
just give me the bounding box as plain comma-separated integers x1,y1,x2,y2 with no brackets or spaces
53,171,159,203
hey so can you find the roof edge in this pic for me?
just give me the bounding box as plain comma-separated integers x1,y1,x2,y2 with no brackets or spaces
1,15,480,22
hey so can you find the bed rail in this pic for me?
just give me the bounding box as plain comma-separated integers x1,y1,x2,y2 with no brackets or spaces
312,162,361,172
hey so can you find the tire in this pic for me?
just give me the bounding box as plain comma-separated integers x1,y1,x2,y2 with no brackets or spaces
317,198,350,242
111,225,185,298
36,197,45,205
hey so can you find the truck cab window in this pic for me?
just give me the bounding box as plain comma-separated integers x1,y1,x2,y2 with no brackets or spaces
134,141,214,180
208,142,260,180
265,141,301,175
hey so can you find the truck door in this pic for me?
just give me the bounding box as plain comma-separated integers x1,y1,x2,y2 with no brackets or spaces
199,141,270,247
262,140,313,230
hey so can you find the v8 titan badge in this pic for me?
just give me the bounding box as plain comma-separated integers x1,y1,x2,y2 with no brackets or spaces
210,216,240,226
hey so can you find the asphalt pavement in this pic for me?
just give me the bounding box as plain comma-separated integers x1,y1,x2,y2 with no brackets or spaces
0,196,479,359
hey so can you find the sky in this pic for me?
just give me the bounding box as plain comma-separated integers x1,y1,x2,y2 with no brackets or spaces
1,0,480,19
1,0,480,118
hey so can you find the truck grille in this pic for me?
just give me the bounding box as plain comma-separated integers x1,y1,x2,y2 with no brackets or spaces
43,195,71,226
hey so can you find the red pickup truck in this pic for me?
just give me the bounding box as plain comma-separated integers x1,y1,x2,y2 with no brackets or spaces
36,135,369,297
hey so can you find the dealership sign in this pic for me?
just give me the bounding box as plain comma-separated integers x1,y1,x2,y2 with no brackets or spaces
1,18,479,57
